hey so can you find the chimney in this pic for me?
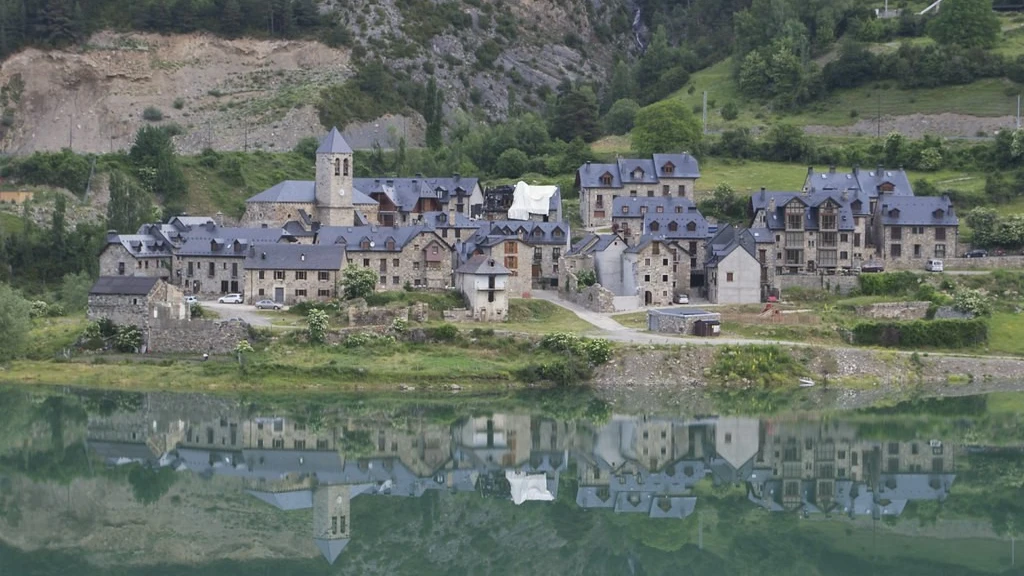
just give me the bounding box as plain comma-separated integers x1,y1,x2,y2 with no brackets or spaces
206,221,216,232
852,164,860,176
829,165,836,174
585,161,591,171
876,163,883,176
248,245,255,257
807,166,813,176
769,197,776,212
216,211,224,226
261,251,267,260
453,173,461,181
841,188,849,201
759,187,766,201
106,229,119,242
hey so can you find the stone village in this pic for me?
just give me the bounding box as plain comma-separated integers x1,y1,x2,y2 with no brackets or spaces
90,128,962,343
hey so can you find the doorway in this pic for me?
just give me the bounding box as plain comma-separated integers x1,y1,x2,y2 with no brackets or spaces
644,291,653,306
274,287,284,303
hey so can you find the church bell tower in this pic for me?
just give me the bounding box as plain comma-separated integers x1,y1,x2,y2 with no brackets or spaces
315,127,355,226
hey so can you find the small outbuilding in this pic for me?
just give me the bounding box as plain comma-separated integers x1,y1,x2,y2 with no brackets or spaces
648,307,721,335
87,276,187,330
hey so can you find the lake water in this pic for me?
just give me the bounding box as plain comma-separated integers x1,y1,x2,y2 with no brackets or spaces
1,386,1023,575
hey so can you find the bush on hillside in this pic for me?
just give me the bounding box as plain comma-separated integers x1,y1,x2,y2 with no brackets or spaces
851,319,988,348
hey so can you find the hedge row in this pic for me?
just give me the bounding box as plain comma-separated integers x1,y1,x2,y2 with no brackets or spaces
857,272,920,296
851,319,988,349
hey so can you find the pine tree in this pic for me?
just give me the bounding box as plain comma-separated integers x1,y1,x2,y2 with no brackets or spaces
424,78,443,149
171,0,195,33
106,171,153,234
148,0,172,33
36,0,75,46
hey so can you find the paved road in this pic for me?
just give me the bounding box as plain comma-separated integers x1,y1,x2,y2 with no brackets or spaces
201,301,275,327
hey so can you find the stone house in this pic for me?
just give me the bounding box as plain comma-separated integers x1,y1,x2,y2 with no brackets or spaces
98,231,173,279
705,226,763,304
873,195,959,261
415,211,484,246
455,254,511,322
244,244,345,304
241,128,483,229
750,188,871,275
87,276,187,333
170,223,286,296
462,220,571,295
560,233,628,295
575,154,701,228
478,183,562,223
623,236,690,307
315,225,454,290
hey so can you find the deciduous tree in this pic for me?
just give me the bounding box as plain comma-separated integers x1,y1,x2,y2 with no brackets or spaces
630,99,702,157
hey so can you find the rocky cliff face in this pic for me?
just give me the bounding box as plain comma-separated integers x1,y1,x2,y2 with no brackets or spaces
0,0,633,154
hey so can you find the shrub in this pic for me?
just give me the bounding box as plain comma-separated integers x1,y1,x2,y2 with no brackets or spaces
428,323,459,342
576,269,597,288
173,98,185,110
291,300,341,316
851,319,988,348
858,271,920,296
142,106,164,122
343,266,378,300
234,340,254,354
307,309,330,344
710,345,809,389
29,300,49,319
191,303,212,319
720,101,739,121
953,288,992,317
344,331,396,348
540,332,613,365
389,318,408,334
115,325,143,353
516,357,592,387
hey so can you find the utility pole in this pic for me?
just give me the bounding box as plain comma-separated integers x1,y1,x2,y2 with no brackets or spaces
1016,94,1021,130
702,91,708,135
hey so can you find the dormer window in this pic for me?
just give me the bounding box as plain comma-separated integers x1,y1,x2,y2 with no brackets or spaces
662,162,675,174
933,209,945,219
686,221,697,232
532,228,543,237
599,172,613,186
650,221,660,232
632,168,644,180
360,239,370,249
621,206,629,214
553,228,564,238
385,239,395,250
889,208,900,218
675,206,683,213
656,206,664,213
668,221,678,232
640,206,647,214
851,200,863,213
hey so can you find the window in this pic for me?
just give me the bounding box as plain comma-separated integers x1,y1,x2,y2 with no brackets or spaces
379,276,386,284
662,185,669,195
208,262,215,277
840,233,848,243
272,438,284,449
295,271,307,280
362,258,370,267
319,271,330,281
677,184,685,196
318,289,331,297
668,221,678,232
686,221,696,232
662,258,669,266
646,190,654,197
334,158,340,176
258,289,265,296
294,440,306,450
656,205,664,213
936,227,946,241
553,248,560,261
413,261,420,270
840,251,848,260
912,226,924,235
258,271,265,280
644,258,651,266
652,243,660,255
629,190,637,197
650,221,660,232
891,244,902,258
599,173,612,185
891,226,902,240
343,158,349,176
661,274,668,282
274,270,285,280
295,289,307,297
934,244,946,258
727,272,734,282
595,194,604,208
854,233,861,247
913,244,922,258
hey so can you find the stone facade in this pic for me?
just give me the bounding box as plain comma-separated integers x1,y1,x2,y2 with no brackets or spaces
314,145,356,227
147,318,250,355
876,224,958,262
240,201,317,228
761,197,871,274
647,309,721,335
854,301,931,320
245,268,342,305
580,177,698,229
623,240,689,307
99,243,171,279
87,281,187,331
458,265,510,322
885,255,1024,270
174,255,246,296
345,233,453,291
347,301,410,327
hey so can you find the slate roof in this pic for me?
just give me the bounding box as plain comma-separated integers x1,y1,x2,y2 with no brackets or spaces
456,254,511,275
417,211,484,229
624,234,684,255
316,538,351,565
106,233,173,258
316,127,354,154
750,190,860,232
244,244,344,270
89,441,158,464
89,276,160,295
804,166,914,197
354,175,479,211
315,225,444,252
877,195,958,227
644,214,710,240
465,221,571,248
566,233,626,257
245,489,314,510
749,228,775,244
576,154,700,188
246,180,316,204
173,225,287,257
705,225,758,268
612,195,697,218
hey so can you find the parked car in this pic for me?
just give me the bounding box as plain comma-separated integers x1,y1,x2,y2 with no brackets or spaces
217,293,244,304
675,293,689,304
925,258,944,272
964,249,988,258
860,260,885,273
184,295,198,305
255,299,283,310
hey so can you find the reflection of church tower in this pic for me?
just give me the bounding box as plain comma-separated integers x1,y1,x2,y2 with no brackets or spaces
315,127,355,226
313,484,352,564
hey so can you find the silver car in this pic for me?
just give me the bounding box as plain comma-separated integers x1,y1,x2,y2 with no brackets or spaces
255,299,283,310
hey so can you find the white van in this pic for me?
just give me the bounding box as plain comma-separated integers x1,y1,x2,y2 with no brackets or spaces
925,259,944,272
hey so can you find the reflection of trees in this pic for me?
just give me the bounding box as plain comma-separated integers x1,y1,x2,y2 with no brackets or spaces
127,466,177,505
78,390,144,416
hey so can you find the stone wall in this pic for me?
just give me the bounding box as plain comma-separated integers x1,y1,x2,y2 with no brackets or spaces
885,256,1024,270
347,300,410,327
561,271,616,313
174,255,246,296
147,318,249,354
442,308,475,322
240,201,317,228
648,310,721,335
777,274,860,296
854,301,931,320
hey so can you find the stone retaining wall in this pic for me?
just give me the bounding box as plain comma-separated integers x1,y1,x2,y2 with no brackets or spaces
885,256,1024,270
147,318,249,354
854,301,931,320
777,274,860,296
346,301,429,326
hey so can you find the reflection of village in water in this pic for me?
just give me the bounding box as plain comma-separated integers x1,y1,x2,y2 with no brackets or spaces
86,401,956,564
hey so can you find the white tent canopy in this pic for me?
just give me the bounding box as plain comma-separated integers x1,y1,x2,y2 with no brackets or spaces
507,181,557,221
506,470,555,505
